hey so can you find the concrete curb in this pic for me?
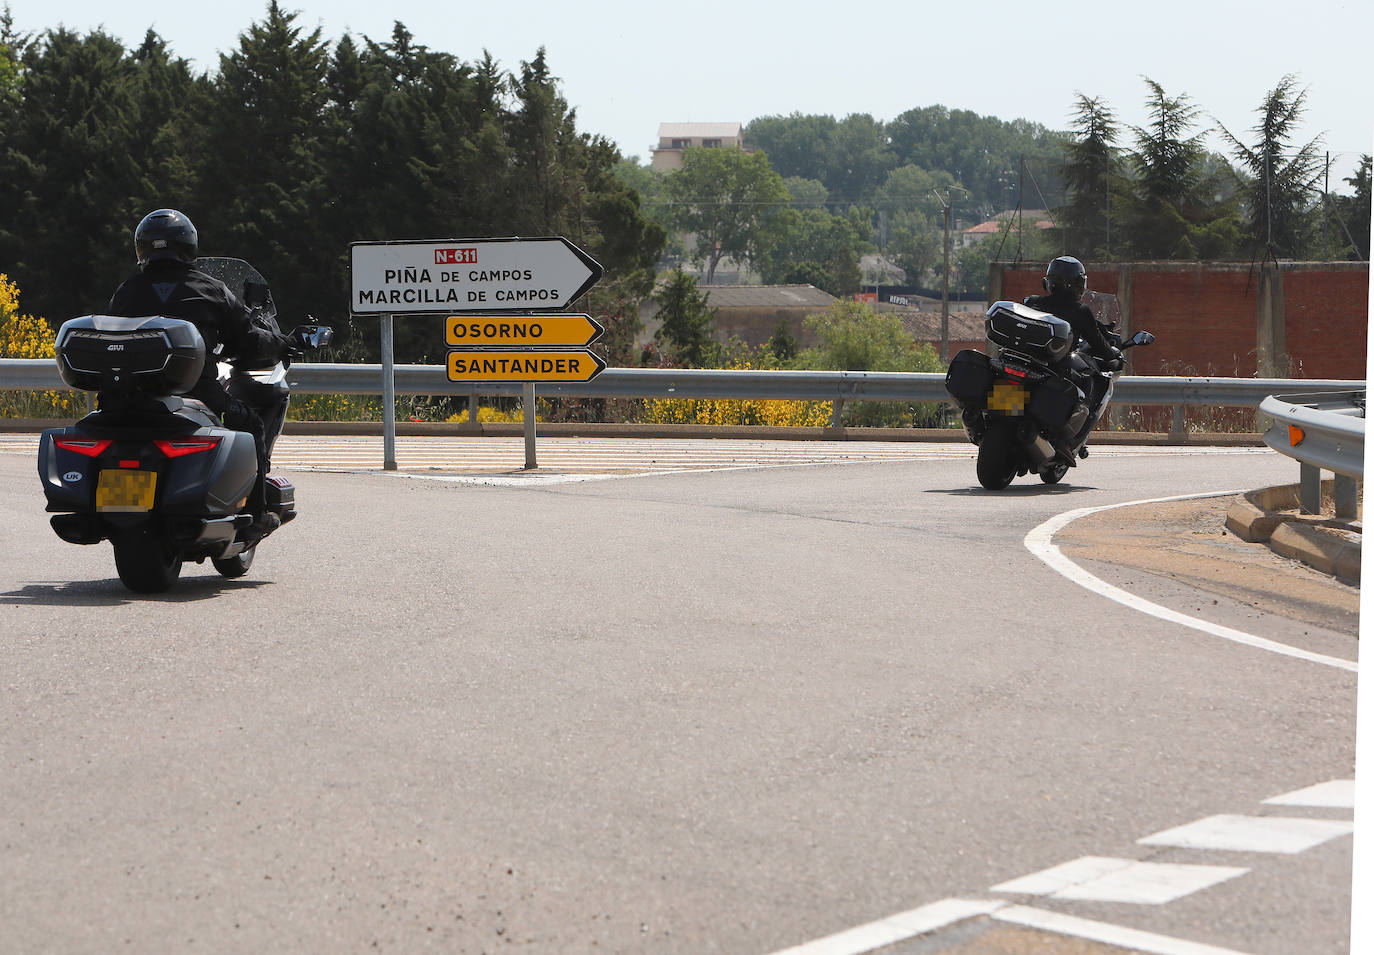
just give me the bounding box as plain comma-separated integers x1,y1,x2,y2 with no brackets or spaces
1225,481,1362,584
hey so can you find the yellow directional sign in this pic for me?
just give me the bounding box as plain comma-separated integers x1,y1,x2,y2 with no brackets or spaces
447,349,606,383
445,313,604,347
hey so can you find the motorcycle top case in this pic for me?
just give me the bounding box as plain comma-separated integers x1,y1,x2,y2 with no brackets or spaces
55,315,206,395
945,349,994,407
985,301,1072,364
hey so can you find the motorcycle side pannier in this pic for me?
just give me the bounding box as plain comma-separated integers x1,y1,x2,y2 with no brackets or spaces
945,349,993,407
55,315,206,395
985,301,1073,363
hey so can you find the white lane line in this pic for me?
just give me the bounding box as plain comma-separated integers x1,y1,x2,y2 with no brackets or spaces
1023,491,1358,673
1138,815,1355,854
991,904,1254,955
1263,778,1356,809
990,856,1249,904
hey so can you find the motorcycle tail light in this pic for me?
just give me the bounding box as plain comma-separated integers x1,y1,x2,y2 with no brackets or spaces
155,436,222,458
1004,366,1027,379
54,437,113,457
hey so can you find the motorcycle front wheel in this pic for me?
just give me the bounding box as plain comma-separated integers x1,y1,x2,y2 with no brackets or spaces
112,530,184,593
976,423,1017,490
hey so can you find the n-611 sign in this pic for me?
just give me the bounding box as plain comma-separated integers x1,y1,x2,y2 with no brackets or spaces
350,237,603,314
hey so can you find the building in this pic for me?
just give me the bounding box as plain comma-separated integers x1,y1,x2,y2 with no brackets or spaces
961,210,1053,248
650,122,744,172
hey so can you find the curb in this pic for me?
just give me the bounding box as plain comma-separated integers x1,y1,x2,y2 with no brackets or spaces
1225,481,1362,584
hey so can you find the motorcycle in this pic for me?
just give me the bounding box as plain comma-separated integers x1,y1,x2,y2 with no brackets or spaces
945,300,1154,490
36,257,332,592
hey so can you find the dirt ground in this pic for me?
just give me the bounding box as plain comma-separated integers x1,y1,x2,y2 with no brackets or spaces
1054,496,1360,638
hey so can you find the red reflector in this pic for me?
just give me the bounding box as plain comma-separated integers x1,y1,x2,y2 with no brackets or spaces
119,460,141,469
154,436,222,458
1004,367,1026,379
54,437,113,457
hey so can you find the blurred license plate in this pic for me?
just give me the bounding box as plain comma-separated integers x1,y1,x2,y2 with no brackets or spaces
989,379,1029,414
96,469,157,512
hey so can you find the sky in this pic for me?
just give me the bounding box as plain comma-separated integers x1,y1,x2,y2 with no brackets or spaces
5,0,1372,187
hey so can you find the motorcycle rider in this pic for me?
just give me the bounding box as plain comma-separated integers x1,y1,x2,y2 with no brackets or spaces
107,208,292,545
1022,255,1123,444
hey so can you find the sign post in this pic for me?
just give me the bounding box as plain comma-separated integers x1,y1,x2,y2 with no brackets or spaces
349,237,603,469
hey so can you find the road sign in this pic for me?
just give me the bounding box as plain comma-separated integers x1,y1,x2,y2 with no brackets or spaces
350,237,603,314
445,313,604,348
447,349,607,383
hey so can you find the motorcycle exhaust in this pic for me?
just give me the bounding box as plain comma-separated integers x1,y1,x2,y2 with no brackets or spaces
1015,419,1057,467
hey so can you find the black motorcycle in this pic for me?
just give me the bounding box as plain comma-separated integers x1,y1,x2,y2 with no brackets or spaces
945,300,1154,490
36,258,331,592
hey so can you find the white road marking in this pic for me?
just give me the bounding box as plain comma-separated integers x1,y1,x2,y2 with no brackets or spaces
990,856,1249,904
765,897,1002,955
1023,491,1359,673
1262,779,1356,809
1138,815,1355,854
991,904,1255,955
765,895,1256,955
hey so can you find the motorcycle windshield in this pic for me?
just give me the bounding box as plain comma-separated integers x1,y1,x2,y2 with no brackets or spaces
195,256,277,326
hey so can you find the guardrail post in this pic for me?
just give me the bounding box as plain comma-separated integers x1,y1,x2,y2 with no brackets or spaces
463,392,480,432
1300,463,1321,514
1169,404,1187,441
1334,474,1358,520
830,398,844,430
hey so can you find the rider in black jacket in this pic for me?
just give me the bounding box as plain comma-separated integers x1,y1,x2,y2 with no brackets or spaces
107,209,291,543
1022,256,1120,366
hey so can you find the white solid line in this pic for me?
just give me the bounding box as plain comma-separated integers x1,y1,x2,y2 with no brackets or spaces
993,904,1255,955
1262,778,1356,809
1138,814,1355,854
764,897,1002,955
1023,491,1358,673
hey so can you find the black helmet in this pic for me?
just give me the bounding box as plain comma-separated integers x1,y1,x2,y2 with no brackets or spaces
134,209,198,268
1043,255,1087,300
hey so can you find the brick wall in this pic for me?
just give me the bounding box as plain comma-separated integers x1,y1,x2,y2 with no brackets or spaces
993,261,1369,380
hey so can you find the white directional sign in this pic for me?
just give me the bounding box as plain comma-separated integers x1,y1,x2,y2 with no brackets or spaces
350,237,603,314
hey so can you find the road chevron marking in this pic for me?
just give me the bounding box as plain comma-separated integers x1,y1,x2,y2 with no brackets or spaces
765,897,1254,955
767,771,1352,955
989,856,1249,904
1137,815,1355,854
1023,491,1358,673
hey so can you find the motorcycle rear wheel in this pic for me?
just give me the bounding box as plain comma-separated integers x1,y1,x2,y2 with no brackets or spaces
976,424,1017,490
112,530,184,593
212,545,256,578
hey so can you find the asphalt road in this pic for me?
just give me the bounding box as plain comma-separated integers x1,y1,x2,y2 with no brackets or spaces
0,445,1356,954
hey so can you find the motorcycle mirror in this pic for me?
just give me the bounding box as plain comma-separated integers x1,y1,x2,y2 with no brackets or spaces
291,325,334,349
1130,331,1156,347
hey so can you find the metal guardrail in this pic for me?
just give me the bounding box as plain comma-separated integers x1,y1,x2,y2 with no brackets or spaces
1259,390,1365,518
2,358,1363,430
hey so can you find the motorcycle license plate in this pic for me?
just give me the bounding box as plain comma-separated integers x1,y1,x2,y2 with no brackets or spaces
988,379,1029,415
96,469,157,512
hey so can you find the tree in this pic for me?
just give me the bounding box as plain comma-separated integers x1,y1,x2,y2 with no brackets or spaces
0,27,149,322
1058,94,1121,260
652,269,717,366
663,146,789,283
1120,78,1242,259
197,1,333,326
1327,155,1372,260
1217,74,1323,258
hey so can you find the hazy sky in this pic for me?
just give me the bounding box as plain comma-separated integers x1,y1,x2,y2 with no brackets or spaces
6,0,1372,185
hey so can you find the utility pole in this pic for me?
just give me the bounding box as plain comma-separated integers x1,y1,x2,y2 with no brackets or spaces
932,188,963,362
